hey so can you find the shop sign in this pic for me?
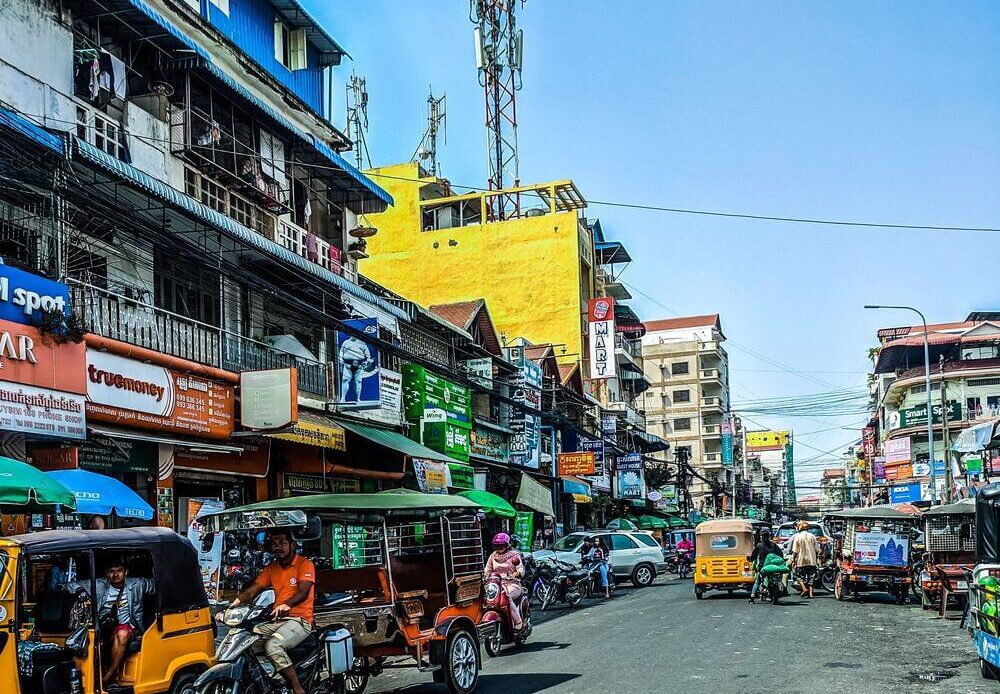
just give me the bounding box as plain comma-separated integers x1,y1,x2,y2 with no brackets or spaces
413,458,448,494
335,318,381,410
884,437,911,465
966,457,984,475
854,531,908,568
465,358,493,388
659,484,678,504
175,437,270,478
889,482,921,504
470,423,508,463
32,447,79,471
884,463,913,481
402,364,471,425
557,451,595,476
422,421,471,462
0,320,86,394
912,460,946,477
86,351,235,440
352,369,403,426
587,297,616,380
516,473,554,517
647,490,662,502
77,438,157,475
240,368,298,429
0,381,86,440
601,413,617,434
0,265,69,326
513,511,535,551
578,437,605,475
273,415,347,451
721,414,734,467
282,473,360,494
862,426,876,460
899,401,963,428
447,463,475,490
505,347,541,469
616,467,645,500
617,452,643,471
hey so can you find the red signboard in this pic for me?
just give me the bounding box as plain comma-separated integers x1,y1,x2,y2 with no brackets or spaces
0,319,86,394
558,451,596,476
32,447,79,471
587,297,615,322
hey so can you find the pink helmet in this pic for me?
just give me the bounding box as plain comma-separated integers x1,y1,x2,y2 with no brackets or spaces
492,532,511,546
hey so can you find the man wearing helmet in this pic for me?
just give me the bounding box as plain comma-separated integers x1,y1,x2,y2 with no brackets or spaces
484,532,525,630
748,528,784,605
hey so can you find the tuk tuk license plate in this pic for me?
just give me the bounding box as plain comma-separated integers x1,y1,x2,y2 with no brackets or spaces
957,581,969,591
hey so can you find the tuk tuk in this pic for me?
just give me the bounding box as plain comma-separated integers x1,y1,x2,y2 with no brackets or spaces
693,519,755,599
918,498,975,610
831,506,919,605
0,527,214,694
203,492,492,694
663,528,695,551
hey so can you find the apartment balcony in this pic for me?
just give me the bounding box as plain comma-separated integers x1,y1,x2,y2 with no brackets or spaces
699,341,719,354
700,367,721,384
703,451,723,466
70,280,329,397
702,423,722,439
701,396,724,413
615,332,642,369
608,401,646,431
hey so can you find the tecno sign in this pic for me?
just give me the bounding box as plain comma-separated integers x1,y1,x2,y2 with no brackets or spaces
86,351,174,416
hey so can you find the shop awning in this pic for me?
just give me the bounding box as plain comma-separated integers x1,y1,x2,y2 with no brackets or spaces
953,419,1000,453
89,426,244,454
47,469,154,520
333,417,460,464
457,490,516,519
562,478,591,497
272,411,347,451
516,473,554,517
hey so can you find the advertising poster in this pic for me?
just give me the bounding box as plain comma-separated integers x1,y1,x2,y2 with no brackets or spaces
0,265,70,326
355,369,403,426
185,498,225,601
513,511,535,551
854,531,909,567
615,452,645,500
335,318,381,409
413,459,448,494
721,414,734,467
587,297,616,380
884,437,911,465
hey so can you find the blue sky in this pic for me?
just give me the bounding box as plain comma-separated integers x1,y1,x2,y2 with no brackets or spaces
311,1,1000,487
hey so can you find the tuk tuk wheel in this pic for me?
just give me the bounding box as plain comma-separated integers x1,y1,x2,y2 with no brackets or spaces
345,657,370,694
894,589,908,606
438,628,480,694
834,574,846,601
168,671,199,694
695,586,704,600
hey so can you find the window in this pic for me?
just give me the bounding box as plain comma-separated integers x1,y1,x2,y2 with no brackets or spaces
274,20,307,70
962,345,1000,360
673,389,690,403
610,534,638,551
674,418,692,431
209,0,230,14
671,361,689,375
633,534,659,548
76,107,125,159
710,535,737,550
968,397,983,418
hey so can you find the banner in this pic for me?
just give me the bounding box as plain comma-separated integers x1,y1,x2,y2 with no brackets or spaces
506,347,541,469
558,451,596,476
854,531,908,568
240,368,298,430
587,298,616,380
884,437,911,465
185,498,225,602
615,452,645,500
721,414,734,467
516,473,554,516
470,423,509,463
784,443,796,505
335,318,381,409
513,511,535,551
889,483,921,504
413,459,448,494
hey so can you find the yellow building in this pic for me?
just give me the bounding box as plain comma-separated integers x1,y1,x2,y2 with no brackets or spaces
360,162,593,361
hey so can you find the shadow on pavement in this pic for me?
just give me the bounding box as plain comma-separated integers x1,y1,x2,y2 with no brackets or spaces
386,672,581,693
498,640,570,654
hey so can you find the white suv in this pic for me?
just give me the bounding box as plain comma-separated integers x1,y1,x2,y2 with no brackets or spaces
532,530,667,587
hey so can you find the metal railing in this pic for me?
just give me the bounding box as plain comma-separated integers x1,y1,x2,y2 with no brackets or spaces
700,368,720,380
615,333,641,359
276,218,343,275
701,396,722,409
69,279,329,397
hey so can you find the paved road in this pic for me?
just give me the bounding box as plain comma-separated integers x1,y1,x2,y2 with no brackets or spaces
368,576,990,694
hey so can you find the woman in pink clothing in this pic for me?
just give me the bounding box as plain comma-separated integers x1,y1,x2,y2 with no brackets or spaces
484,532,525,629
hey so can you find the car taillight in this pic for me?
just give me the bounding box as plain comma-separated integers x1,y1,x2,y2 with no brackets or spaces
744,562,751,573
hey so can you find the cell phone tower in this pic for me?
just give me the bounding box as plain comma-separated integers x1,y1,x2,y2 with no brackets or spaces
470,0,524,221
413,89,447,177
345,72,371,170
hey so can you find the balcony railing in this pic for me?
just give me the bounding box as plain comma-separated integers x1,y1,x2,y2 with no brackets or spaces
702,424,721,436
276,219,344,276
615,333,641,360
70,280,329,397
700,368,720,380
704,452,723,464
701,396,723,410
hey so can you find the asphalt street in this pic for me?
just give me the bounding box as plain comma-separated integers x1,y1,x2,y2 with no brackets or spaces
368,576,990,694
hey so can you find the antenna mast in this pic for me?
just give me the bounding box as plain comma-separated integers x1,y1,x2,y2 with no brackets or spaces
413,89,447,177
345,72,371,169
471,0,524,221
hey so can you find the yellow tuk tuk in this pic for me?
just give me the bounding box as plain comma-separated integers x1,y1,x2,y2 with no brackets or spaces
0,527,214,694
694,519,756,599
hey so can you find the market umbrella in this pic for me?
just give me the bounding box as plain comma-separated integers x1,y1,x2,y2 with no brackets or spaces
634,515,668,530
665,515,689,529
0,456,76,513
457,490,516,519
46,469,154,520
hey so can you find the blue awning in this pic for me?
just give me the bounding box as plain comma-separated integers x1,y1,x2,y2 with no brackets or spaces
120,0,391,211
595,240,632,264
0,108,65,154
562,478,591,496
71,138,407,322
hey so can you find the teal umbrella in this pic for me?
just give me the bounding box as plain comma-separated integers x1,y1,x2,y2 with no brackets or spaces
0,456,76,512
457,490,516,519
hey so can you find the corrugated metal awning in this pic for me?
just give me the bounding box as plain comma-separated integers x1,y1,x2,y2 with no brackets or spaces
334,417,459,464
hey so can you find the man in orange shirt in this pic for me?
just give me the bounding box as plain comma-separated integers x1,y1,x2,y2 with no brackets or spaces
227,530,316,694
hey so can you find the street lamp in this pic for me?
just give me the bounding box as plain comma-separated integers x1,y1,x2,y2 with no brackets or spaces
864,304,937,504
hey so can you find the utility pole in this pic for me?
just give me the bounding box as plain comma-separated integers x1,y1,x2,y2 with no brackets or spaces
940,355,953,503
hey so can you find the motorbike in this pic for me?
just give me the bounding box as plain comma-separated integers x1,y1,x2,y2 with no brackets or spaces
521,554,550,604
540,558,589,610
758,572,788,605
583,558,616,598
196,590,351,694
664,548,693,579
482,573,532,657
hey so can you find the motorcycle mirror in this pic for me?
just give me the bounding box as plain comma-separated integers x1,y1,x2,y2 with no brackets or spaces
293,515,322,543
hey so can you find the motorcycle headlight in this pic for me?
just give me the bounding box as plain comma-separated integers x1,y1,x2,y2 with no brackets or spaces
223,605,249,627
484,582,501,602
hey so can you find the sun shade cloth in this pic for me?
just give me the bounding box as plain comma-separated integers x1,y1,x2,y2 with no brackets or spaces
457,490,517,518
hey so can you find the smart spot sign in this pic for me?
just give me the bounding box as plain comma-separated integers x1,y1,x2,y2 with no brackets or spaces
0,264,69,326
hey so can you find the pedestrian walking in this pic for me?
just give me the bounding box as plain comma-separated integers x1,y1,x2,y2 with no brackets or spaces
789,521,819,599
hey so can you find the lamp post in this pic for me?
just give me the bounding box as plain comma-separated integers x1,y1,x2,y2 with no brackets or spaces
865,305,937,504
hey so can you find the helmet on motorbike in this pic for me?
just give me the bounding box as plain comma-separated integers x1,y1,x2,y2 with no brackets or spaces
492,532,511,547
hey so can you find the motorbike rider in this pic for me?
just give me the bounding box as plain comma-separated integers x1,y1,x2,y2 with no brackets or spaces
222,530,316,694
748,528,784,605
484,532,525,630
585,536,611,598
675,535,694,572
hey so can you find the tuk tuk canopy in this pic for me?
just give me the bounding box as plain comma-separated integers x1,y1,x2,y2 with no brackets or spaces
456,490,516,519
925,498,976,516
977,483,1000,564
9,527,207,614
694,519,754,556
826,505,920,521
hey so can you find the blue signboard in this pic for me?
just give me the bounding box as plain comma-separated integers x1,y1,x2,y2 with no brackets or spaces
335,318,380,409
0,264,69,326
889,482,921,504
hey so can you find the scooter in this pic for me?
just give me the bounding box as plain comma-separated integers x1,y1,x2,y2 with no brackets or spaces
582,558,616,598
196,590,353,694
482,573,532,657
758,572,788,605
540,559,589,610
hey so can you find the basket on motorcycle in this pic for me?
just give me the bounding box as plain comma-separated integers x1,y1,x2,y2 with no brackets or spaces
324,628,354,676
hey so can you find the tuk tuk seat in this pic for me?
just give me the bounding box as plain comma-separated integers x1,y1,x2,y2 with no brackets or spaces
388,553,449,620
315,567,390,605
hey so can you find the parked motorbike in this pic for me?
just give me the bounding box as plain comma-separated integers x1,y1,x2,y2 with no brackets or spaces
196,590,352,694
582,558,616,598
482,573,532,657
521,554,550,605
540,559,589,610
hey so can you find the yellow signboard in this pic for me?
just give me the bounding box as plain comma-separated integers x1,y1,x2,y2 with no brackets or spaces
273,416,347,451
746,431,789,450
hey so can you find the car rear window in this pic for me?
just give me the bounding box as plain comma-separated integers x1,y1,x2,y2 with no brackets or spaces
633,534,659,548
710,535,738,550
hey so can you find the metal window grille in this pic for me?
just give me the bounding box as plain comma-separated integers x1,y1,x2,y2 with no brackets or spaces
444,516,485,580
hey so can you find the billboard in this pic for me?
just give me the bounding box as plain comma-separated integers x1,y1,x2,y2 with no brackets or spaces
854,531,908,568
746,430,789,451
335,318,380,409
615,452,645,500
587,297,616,380
884,437,911,465
0,265,69,326
558,451,596,476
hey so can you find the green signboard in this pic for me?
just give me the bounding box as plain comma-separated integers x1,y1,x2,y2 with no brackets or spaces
899,401,963,428
402,364,472,426
330,525,368,568
513,511,535,551
448,463,476,490
421,421,471,462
